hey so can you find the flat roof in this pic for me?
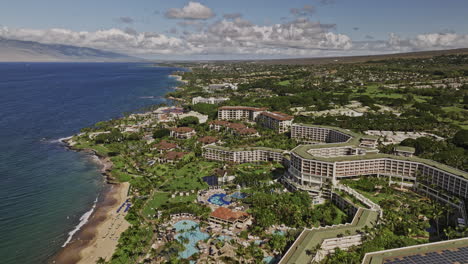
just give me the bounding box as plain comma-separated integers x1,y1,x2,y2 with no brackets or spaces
291,145,468,179
280,208,379,264
204,144,287,153
361,237,468,264
394,145,416,153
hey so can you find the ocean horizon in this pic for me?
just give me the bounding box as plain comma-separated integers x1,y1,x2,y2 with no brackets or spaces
0,62,181,264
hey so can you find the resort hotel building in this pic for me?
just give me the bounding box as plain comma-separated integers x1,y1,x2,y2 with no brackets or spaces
202,145,286,164
256,111,294,133
217,106,266,121
283,125,468,218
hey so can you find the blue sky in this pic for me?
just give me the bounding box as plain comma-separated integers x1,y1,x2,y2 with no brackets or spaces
1,0,468,59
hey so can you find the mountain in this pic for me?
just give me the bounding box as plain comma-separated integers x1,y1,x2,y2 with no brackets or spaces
0,38,143,62
251,48,468,65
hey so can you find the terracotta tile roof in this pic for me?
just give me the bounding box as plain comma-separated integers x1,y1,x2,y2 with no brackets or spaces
171,127,195,133
154,140,177,150
235,127,258,135
164,151,188,160
219,106,267,111
227,123,247,129
198,136,218,144
260,111,293,121
210,207,249,222
209,120,230,126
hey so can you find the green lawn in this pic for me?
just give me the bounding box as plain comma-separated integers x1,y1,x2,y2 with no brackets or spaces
159,161,218,191
142,192,196,217
278,80,291,86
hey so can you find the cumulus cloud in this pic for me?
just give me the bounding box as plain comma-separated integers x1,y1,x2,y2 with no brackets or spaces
2,18,468,58
116,16,134,24
165,2,215,20
0,26,186,55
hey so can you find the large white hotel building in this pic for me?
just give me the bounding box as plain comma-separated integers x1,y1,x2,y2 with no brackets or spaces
284,124,468,208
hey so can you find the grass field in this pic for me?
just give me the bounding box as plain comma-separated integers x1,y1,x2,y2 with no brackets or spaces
159,161,218,191
142,192,196,217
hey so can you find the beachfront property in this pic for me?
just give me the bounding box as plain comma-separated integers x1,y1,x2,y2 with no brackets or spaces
170,127,196,139
209,207,250,225
192,96,230,105
256,111,294,133
202,145,286,164
217,106,267,121
361,237,468,264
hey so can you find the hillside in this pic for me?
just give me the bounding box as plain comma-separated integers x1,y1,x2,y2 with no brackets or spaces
0,38,142,62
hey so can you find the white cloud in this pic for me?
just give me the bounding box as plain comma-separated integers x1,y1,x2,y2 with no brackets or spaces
1,19,468,59
0,26,186,55
165,2,215,20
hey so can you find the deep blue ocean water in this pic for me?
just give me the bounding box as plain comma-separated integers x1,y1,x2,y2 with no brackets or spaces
0,63,180,264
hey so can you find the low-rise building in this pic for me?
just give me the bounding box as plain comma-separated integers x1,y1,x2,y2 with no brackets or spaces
153,140,178,153
393,145,416,157
209,207,250,225
192,96,230,105
256,111,294,133
170,127,196,139
197,136,219,145
157,151,189,164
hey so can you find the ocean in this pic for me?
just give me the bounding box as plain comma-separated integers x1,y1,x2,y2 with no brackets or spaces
0,63,180,264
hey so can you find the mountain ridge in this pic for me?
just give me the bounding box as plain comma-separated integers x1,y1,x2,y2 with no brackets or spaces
0,38,143,62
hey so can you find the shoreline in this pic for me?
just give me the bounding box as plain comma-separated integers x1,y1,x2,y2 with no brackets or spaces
51,140,130,264
50,71,186,263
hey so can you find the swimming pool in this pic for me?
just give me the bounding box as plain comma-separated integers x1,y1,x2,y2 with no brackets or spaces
230,191,247,199
208,193,231,206
173,220,210,259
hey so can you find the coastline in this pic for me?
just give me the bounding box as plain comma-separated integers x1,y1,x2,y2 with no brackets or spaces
50,71,186,263
51,139,130,264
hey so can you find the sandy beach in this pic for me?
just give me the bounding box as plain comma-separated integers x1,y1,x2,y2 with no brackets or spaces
51,141,131,264
51,182,130,264
77,182,130,264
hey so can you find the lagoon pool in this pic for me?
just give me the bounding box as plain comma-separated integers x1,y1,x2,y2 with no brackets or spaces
208,193,231,206
173,220,210,259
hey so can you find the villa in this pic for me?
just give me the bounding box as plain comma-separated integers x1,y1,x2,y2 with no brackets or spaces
153,140,178,153
197,136,219,145
170,127,196,139
157,151,189,164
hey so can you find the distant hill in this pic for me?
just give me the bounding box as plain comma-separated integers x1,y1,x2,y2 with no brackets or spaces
0,38,143,62
251,48,468,65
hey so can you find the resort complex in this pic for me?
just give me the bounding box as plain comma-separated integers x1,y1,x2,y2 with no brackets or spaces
65,54,468,264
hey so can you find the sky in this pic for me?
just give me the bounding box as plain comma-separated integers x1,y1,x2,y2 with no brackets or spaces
1,0,468,59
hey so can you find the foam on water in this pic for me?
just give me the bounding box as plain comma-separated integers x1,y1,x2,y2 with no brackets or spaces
61,197,98,247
